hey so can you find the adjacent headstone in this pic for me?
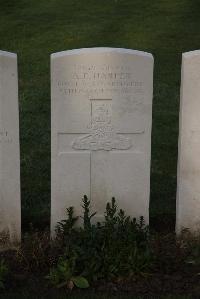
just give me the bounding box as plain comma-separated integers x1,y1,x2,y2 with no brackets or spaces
176,50,200,233
0,51,21,247
51,48,153,234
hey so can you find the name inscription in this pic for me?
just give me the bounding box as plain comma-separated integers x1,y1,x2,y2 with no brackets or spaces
56,64,144,96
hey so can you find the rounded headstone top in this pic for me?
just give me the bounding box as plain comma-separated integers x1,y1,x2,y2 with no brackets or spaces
51,47,153,59
0,50,17,58
183,50,200,59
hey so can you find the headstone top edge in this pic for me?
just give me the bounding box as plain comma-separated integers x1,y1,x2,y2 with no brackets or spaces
51,47,153,60
182,50,200,59
0,50,17,58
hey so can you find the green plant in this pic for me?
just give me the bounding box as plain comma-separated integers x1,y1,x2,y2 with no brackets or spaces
56,207,79,244
81,195,97,230
0,259,8,289
55,196,152,282
46,257,89,290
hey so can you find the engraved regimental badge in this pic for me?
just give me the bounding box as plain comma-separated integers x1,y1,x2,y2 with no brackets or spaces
72,99,132,151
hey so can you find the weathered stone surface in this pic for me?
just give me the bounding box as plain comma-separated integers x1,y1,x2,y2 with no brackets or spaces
51,48,153,234
177,50,200,233
0,51,21,247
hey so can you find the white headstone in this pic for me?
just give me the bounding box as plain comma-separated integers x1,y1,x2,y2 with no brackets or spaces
51,48,153,234
0,51,21,247
177,50,200,233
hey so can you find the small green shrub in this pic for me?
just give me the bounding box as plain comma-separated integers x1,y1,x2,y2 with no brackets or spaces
46,257,89,289
54,196,152,283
